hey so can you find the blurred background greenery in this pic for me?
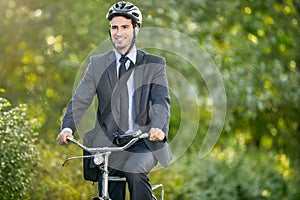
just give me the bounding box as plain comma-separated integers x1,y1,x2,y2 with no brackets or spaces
0,0,299,199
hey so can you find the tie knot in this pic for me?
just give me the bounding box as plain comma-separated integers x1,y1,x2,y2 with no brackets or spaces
119,56,129,64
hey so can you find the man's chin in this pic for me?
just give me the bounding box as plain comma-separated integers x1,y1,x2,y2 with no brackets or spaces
115,46,130,54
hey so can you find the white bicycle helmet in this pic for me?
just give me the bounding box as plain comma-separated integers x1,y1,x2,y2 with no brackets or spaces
106,1,142,27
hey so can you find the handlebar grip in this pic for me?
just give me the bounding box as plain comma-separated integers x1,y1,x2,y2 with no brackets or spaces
66,136,76,143
139,132,150,139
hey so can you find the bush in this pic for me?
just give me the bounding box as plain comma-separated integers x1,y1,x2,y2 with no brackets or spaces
152,148,298,200
0,97,39,200
28,140,98,200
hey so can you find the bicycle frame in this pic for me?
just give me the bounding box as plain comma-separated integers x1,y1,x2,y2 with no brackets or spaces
62,130,150,200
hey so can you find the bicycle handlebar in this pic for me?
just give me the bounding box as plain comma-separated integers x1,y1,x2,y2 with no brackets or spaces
62,130,149,167
66,130,149,154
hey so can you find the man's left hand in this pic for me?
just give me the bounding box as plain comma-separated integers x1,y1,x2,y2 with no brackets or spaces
149,128,165,141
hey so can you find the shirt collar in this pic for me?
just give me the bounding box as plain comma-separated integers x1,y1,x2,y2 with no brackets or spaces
114,47,137,64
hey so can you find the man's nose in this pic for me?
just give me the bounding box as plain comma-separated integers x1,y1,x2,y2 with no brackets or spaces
116,28,123,35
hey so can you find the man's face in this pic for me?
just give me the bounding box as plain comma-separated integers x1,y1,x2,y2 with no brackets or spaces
110,16,137,55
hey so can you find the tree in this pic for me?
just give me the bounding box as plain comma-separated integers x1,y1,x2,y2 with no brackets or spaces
1,0,300,199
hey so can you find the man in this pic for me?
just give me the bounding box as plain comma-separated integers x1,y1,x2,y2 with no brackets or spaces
56,2,172,200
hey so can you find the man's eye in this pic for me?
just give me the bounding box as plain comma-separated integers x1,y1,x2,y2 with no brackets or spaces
111,26,117,29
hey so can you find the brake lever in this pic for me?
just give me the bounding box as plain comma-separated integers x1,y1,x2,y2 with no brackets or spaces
62,154,95,167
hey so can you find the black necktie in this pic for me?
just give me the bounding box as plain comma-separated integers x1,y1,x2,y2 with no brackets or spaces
119,56,129,79
118,56,130,133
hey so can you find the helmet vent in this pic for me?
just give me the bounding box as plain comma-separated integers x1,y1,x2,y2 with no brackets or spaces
106,1,142,26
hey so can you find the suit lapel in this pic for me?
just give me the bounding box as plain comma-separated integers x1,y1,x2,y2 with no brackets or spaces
104,50,147,121
134,50,146,116
106,53,117,89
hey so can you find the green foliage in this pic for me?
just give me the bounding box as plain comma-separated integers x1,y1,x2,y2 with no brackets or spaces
28,141,98,200
0,0,112,137
1,0,299,152
0,97,39,200
1,0,300,199
152,147,299,200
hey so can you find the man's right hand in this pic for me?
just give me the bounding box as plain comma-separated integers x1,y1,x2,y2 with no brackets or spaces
56,131,73,146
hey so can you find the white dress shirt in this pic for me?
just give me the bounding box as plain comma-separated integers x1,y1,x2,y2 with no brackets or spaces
114,48,137,135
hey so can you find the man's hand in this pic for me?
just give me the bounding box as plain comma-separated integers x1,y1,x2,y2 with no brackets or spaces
149,128,165,141
56,131,73,146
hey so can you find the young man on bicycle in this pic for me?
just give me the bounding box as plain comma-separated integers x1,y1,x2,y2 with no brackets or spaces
57,2,172,200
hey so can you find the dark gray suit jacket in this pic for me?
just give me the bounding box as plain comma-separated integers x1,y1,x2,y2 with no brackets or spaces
62,49,172,167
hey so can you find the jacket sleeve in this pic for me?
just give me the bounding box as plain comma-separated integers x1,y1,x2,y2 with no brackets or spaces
61,56,98,133
149,56,171,139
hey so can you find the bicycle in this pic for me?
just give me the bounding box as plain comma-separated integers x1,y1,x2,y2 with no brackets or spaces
62,130,164,200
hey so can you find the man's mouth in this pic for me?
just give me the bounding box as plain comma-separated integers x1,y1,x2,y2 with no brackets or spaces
115,37,125,43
